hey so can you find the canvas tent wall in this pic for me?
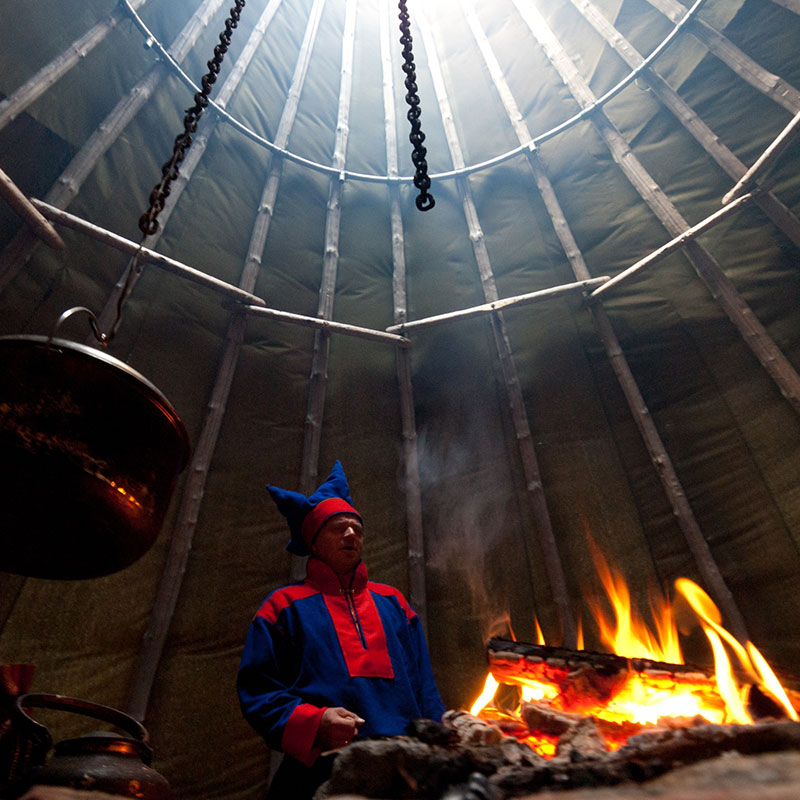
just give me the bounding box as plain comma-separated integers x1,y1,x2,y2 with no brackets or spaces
1,0,800,797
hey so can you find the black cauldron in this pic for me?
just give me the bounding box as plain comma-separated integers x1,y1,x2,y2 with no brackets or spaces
0,335,190,579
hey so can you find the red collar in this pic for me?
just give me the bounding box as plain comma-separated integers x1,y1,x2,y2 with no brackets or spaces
306,557,367,595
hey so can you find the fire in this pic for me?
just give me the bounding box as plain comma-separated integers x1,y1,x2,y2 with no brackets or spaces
469,561,798,758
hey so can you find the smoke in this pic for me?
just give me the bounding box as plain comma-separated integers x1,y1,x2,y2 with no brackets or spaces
416,425,515,641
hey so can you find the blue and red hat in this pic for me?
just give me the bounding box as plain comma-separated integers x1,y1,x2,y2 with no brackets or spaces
266,461,361,556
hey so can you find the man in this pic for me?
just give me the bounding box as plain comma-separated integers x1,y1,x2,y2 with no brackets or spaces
237,461,445,798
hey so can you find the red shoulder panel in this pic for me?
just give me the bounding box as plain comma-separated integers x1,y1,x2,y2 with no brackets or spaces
368,582,416,621
256,584,319,624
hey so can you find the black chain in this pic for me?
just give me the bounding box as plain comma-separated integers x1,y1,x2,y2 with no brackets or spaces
139,1,246,235
398,0,434,212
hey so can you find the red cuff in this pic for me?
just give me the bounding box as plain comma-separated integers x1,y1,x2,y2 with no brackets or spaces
281,703,327,766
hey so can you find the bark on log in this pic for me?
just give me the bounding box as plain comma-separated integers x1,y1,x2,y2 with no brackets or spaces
442,710,506,745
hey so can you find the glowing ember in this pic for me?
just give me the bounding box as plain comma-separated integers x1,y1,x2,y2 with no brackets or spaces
469,560,798,758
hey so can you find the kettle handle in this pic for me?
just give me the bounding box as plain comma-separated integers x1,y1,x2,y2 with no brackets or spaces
13,693,152,764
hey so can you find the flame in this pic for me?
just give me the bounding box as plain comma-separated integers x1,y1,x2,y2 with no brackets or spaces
589,542,682,664
467,563,798,758
676,579,798,722
534,615,545,646
470,673,499,716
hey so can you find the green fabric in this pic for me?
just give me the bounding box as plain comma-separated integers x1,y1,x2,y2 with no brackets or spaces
1,0,800,797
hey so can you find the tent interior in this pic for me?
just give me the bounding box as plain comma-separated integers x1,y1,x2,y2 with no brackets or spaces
1,0,800,796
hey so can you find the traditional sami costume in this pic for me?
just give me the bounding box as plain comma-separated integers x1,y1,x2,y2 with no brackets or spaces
237,460,444,774
237,557,445,766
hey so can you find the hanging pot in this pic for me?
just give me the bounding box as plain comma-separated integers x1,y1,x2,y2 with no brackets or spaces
11,693,170,799
0,335,190,579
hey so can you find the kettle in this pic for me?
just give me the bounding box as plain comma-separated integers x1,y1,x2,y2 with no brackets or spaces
11,693,170,799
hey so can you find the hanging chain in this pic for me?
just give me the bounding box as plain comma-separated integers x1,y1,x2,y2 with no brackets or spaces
398,0,434,212
67,1,248,347
139,1,246,236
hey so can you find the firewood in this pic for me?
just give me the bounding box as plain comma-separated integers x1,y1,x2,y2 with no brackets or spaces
520,702,583,736
555,717,610,760
442,710,506,745
617,718,800,768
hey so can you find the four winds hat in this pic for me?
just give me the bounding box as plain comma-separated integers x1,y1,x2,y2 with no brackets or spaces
266,460,361,556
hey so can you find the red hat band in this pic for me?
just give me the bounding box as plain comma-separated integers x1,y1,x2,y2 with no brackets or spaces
301,497,361,548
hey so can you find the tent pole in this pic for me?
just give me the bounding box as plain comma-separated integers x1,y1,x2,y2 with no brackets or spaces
30,199,265,307
723,109,800,204
386,278,609,333
89,0,283,341
0,168,64,250
647,0,800,115
518,0,800,416
573,0,800,249
126,0,320,722
0,0,150,132
465,0,750,641
589,193,755,299
0,0,227,297
416,6,578,649
122,0,284,722
379,0,429,626
293,0,355,582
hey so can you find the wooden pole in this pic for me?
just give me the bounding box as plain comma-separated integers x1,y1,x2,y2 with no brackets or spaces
589,193,755,299
516,0,800,419
295,0,358,588
386,278,609,334
768,0,800,11
30,199,265,308
417,4,578,649
0,0,149,131
379,0,428,625
646,0,800,115
244,305,410,346
481,0,751,642
571,0,800,248
91,0,283,340
723,109,800,204
0,168,65,250
0,0,227,297
125,0,321,723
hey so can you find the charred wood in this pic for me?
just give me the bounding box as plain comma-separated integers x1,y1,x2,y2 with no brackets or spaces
317,719,800,798
443,711,506,745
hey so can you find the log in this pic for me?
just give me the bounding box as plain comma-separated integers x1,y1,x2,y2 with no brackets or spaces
555,717,610,760
488,638,712,680
520,702,585,737
442,710,506,745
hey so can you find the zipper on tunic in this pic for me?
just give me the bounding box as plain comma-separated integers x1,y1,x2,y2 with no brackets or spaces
341,588,367,649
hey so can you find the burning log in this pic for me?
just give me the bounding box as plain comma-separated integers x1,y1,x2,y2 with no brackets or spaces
488,638,712,684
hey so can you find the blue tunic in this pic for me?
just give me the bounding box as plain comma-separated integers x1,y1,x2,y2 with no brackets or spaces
237,558,445,765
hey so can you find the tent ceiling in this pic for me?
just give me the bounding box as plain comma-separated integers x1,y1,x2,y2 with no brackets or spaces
1,0,799,796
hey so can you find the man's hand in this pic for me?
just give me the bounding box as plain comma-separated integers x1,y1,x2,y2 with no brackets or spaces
316,706,365,749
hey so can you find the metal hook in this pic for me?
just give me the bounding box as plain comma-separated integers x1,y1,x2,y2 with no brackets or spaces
48,307,109,347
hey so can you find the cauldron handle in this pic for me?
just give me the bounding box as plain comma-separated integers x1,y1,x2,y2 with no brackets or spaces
13,693,153,766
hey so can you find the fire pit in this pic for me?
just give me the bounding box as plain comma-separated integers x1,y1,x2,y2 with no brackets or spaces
316,568,800,799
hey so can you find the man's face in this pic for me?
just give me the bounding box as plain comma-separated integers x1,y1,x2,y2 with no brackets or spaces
312,513,364,575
